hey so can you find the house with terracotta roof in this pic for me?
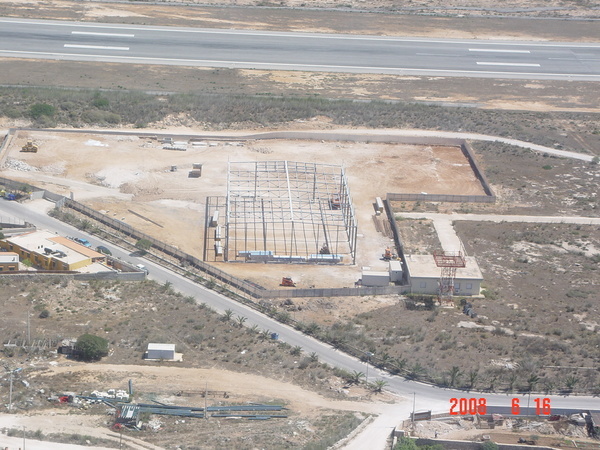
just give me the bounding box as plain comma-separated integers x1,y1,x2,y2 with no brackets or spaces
0,230,106,271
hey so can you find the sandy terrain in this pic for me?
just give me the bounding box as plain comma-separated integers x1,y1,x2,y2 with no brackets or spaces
0,361,404,450
3,128,484,289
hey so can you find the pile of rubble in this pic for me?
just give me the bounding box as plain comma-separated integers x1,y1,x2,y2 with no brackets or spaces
4,158,38,171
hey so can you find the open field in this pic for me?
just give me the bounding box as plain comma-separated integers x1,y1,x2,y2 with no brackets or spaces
320,220,600,392
0,277,393,448
407,142,600,217
2,0,600,32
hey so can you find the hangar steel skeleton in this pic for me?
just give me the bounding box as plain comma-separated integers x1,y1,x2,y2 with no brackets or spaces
225,161,357,264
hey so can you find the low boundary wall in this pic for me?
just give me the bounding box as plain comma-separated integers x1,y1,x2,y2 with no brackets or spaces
387,142,496,204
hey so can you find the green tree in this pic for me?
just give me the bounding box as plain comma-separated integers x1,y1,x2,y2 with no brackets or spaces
394,437,418,450
75,333,109,361
481,441,499,450
135,238,153,252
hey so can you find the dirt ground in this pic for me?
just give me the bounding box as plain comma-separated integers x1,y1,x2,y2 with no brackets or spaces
0,277,404,449
3,0,600,35
2,128,484,289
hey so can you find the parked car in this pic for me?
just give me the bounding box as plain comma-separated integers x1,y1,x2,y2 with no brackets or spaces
136,264,149,275
74,237,92,248
96,245,112,256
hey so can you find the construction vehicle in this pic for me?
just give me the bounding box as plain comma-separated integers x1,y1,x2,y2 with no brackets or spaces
382,247,394,261
21,141,38,153
329,194,341,210
280,277,296,287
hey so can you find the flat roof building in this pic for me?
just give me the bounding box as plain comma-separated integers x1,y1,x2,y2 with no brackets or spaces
405,254,483,296
0,230,105,271
146,343,177,361
0,252,19,272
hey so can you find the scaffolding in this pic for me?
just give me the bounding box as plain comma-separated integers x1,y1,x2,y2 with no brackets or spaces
222,161,358,264
433,250,466,300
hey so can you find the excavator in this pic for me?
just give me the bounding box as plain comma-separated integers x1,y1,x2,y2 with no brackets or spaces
21,140,38,153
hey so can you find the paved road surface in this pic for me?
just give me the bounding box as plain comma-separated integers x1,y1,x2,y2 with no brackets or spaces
1,18,600,80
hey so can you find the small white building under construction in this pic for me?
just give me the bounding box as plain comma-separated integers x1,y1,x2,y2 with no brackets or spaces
405,254,483,296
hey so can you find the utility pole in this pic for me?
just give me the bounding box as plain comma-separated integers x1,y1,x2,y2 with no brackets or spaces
26,307,31,347
8,370,13,412
204,381,208,420
365,352,374,383
411,392,416,425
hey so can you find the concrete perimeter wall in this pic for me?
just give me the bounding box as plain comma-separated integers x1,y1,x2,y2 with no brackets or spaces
414,438,554,450
387,143,496,204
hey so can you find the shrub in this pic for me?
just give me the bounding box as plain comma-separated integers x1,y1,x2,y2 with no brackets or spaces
75,333,109,361
29,103,55,119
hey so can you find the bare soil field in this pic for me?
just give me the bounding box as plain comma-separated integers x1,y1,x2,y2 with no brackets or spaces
407,142,600,217
329,220,600,393
0,277,394,448
3,128,484,288
2,0,600,34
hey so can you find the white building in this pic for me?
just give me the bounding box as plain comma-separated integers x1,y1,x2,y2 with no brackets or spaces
146,343,176,360
405,254,483,296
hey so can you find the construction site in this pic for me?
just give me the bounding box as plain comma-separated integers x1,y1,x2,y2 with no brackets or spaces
205,160,357,264
0,129,490,292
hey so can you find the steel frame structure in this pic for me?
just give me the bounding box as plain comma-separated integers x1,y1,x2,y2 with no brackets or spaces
225,161,357,264
433,250,466,299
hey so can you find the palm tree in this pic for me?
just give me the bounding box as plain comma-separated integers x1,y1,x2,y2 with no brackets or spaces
527,374,540,392
449,366,462,388
564,376,579,391
348,371,365,385
542,379,555,395
468,369,479,390
407,363,425,381
290,345,302,356
507,373,518,392
305,322,320,336
222,309,234,321
369,379,388,393
235,315,247,327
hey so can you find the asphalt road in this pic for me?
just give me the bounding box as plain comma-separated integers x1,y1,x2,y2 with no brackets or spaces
1,198,598,419
1,17,600,80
